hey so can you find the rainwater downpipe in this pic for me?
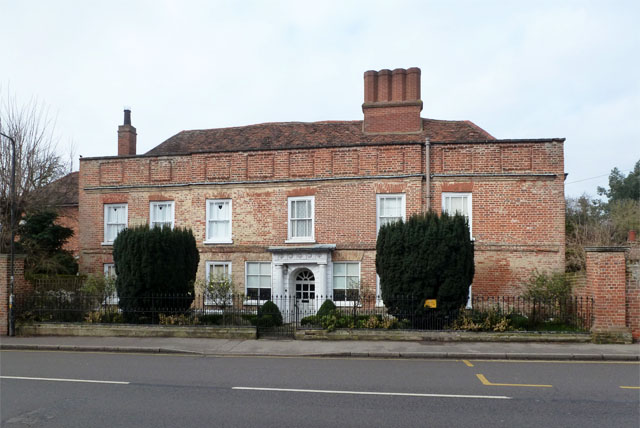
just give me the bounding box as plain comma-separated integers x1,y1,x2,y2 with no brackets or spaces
425,138,431,212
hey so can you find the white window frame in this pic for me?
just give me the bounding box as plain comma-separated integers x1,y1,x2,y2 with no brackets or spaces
376,194,406,233
103,263,119,305
245,262,272,304
205,199,232,244
204,261,232,305
103,203,128,245
441,192,473,237
286,196,315,243
332,262,360,306
150,201,175,230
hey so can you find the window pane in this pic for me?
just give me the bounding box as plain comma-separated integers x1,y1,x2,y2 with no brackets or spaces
247,276,259,287
346,264,358,276
107,207,116,223
106,225,117,241
260,263,271,275
389,197,400,216
294,219,310,237
334,263,345,276
450,197,463,214
260,276,271,288
333,276,346,290
247,263,259,275
334,289,345,301
116,206,126,223
259,288,271,301
346,289,359,301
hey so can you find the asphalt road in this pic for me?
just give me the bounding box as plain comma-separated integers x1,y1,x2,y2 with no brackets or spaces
1,350,639,428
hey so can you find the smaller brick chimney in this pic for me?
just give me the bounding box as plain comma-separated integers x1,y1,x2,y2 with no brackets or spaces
118,109,137,156
362,67,423,134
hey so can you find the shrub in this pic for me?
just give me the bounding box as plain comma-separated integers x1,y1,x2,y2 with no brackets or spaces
300,315,319,326
18,210,78,275
376,211,474,322
257,300,283,327
451,308,513,332
316,299,337,318
521,270,573,300
112,226,200,319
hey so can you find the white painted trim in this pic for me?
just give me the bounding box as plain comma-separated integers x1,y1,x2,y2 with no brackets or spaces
441,192,473,237
149,200,175,229
103,203,128,244
205,199,233,244
376,193,406,233
331,261,360,305
245,261,272,304
287,196,315,242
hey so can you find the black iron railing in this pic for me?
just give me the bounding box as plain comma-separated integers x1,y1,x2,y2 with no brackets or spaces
14,292,593,332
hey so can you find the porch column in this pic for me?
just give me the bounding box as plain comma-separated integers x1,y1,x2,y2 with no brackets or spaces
317,262,328,299
273,263,284,297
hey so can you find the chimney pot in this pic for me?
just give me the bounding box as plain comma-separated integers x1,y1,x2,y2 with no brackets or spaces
118,109,137,156
362,67,423,134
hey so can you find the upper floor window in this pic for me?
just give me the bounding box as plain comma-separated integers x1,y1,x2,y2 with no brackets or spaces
442,192,472,236
103,203,127,244
206,199,232,243
150,201,174,229
287,196,314,242
376,194,405,232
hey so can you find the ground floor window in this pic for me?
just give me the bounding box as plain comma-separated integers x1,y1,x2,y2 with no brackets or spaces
246,262,271,302
205,261,232,305
332,262,360,304
103,263,119,304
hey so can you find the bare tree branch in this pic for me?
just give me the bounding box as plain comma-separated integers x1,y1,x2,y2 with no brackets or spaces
0,89,72,253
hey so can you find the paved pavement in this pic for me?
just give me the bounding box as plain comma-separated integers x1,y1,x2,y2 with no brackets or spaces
1,335,638,360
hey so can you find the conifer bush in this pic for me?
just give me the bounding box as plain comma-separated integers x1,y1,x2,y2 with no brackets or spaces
112,225,199,319
376,211,474,323
257,300,283,327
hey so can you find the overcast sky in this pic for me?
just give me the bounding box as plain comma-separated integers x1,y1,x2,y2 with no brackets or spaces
2,0,638,198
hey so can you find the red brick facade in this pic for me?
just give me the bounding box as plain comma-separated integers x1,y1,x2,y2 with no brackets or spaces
77,67,566,300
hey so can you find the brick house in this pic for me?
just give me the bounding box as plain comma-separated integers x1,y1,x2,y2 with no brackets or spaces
77,67,565,310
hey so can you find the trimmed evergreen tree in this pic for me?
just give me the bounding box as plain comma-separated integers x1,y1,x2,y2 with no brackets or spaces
376,211,474,321
112,225,199,318
18,210,78,276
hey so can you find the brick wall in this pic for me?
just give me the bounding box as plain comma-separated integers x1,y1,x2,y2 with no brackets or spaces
0,254,28,336
57,205,79,256
586,249,627,331
626,242,639,340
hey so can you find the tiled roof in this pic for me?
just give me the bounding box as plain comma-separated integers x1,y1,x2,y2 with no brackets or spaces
145,118,495,156
45,171,79,206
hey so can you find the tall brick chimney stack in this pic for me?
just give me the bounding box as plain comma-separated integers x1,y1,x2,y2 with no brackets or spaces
118,109,137,156
362,67,423,134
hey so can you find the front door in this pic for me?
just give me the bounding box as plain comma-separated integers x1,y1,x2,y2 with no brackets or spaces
295,269,315,318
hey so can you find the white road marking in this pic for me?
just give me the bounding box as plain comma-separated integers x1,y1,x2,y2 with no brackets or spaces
0,375,129,385
232,386,511,400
